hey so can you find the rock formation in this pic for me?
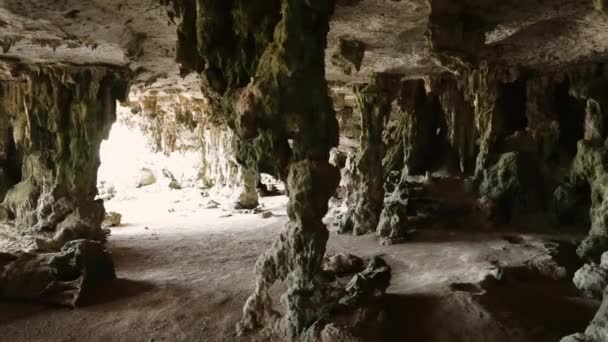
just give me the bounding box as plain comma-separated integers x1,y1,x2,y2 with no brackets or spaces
0,61,129,251
340,80,393,236
1,0,608,340
162,0,348,338
0,239,116,307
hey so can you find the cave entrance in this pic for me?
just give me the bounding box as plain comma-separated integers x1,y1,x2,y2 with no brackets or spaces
96,103,207,230
96,102,286,234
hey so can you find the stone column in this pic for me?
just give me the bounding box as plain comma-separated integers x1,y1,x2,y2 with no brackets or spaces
0,62,129,250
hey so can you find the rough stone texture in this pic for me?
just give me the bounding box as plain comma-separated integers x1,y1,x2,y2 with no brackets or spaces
573,263,608,300
565,140,608,261
240,162,340,339
400,79,444,176
377,177,427,245
0,239,115,307
478,152,542,223
0,61,129,250
563,285,608,342
340,82,392,236
200,123,259,208
330,36,366,76
102,212,122,229
135,168,157,188
299,256,392,342
433,76,477,175
123,81,204,154
4,0,608,340
340,257,391,305
322,253,364,277
229,166,260,210
162,0,346,339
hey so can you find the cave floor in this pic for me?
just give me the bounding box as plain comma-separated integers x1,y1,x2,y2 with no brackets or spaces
0,191,599,342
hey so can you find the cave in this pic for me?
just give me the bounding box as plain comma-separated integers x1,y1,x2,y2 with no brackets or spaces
1,1,608,342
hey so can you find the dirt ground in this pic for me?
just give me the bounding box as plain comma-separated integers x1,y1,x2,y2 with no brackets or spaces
0,190,600,342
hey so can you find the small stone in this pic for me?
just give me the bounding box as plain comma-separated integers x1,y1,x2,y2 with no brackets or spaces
475,196,494,216
219,213,232,218
573,263,608,299
203,200,220,209
577,235,608,262
322,253,364,276
261,211,273,219
341,256,391,305
169,179,182,190
101,211,122,228
136,168,156,188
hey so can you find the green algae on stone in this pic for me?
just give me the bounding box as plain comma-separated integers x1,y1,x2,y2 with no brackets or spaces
164,0,342,339
340,81,392,236
478,152,542,222
0,61,129,249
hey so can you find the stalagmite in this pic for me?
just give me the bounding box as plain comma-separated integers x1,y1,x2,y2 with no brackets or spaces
161,0,388,338
340,81,392,236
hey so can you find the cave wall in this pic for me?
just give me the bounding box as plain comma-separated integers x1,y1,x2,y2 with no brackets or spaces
335,62,608,240
200,124,259,209
0,61,129,250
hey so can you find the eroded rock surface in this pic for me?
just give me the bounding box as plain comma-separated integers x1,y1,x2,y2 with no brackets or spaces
161,0,350,339
340,80,393,236
0,239,115,307
0,61,129,250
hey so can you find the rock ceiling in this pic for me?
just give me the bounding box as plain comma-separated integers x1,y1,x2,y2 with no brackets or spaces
1,0,607,93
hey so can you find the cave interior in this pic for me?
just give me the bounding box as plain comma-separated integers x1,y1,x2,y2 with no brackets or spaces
1,0,608,341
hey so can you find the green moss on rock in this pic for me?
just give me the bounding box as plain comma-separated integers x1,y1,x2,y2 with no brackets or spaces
164,0,341,338
340,81,392,236
0,61,129,250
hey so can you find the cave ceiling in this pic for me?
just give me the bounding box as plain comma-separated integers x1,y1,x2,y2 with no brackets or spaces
0,0,607,96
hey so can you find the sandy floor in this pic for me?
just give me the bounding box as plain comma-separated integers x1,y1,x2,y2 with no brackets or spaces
0,190,600,342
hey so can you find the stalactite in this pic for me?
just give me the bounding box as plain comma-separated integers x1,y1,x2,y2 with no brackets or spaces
432,76,477,175
0,61,129,250
199,124,259,208
162,0,355,338
339,81,392,236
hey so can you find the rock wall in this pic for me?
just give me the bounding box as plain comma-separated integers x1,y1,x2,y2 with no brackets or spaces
339,81,392,236
335,63,608,242
124,89,204,154
200,124,259,209
0,61,129,250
